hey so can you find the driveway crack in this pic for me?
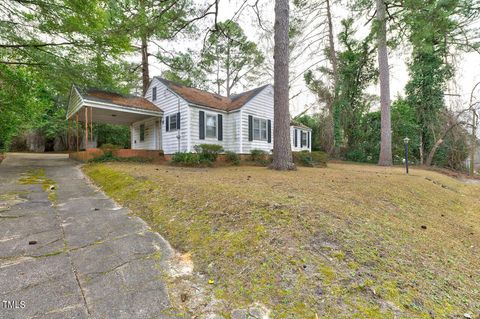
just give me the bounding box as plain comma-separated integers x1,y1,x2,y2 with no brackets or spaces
53,203,91,316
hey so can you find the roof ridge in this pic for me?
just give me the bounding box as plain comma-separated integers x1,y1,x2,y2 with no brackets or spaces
155,76,270,102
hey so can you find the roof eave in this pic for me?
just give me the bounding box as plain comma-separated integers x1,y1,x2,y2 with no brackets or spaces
82,98,163,117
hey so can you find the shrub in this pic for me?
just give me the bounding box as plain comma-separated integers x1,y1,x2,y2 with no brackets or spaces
171,152,202,166
88,151,152,163
293,151,328,167
250,149,271,166
225,151,240,165
194,144,224,162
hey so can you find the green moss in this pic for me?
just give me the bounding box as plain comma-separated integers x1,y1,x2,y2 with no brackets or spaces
319,264,336,285
83,162,480,318
19,169,57,204
331,250,346,260
33,250,63,258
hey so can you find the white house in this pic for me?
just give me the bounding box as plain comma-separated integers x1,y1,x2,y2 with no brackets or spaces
67,77,312,154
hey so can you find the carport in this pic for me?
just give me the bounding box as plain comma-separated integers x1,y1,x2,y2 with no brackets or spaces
66,85,163,152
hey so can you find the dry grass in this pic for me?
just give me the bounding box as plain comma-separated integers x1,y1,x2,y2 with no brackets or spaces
83,163,480,318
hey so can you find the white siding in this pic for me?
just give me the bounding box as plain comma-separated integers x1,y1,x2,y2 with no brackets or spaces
240,85,274,153
67,86,83,118
229,111,241,153
131,117,161,150
291,126,312,152
145,78,189,154
143,80,313,154
189,106,235,152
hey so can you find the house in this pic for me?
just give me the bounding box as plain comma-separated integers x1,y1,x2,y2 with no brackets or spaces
67,77,312,154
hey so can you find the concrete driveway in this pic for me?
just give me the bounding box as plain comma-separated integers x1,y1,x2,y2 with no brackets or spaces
0,153,177,319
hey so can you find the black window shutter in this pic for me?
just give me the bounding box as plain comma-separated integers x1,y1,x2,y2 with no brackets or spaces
307,131,310,148
166,116,169,132
199,111,205,140
267,120,272,143
294,129,298,147
300,130,304,147
248,115,253,141
218,114,223,141
177,112,181,129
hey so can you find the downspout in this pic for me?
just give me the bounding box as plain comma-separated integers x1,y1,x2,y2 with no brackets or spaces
177,97,181,152
239,110,243,154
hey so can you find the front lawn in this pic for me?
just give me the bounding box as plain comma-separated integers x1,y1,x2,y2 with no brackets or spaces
84,163,480,318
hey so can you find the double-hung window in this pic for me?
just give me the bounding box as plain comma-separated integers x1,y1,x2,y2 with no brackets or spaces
301,131,307,147
253,118,268,141
140,124,145,142
168,114,178,131
206,114,217,138
152,86,157,101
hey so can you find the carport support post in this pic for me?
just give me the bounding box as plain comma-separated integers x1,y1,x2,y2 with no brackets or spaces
90,106,93,143
67,120,70,151
76,113,79,152
85,107,88,149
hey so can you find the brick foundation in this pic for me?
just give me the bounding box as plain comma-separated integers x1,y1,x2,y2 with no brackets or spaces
69,148,165,162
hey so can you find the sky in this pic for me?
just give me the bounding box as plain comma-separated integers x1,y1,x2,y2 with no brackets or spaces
147,0,480,117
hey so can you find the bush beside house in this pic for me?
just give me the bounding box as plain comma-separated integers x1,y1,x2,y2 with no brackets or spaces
170,145,328,168
293,151,328,167
172,144,224,167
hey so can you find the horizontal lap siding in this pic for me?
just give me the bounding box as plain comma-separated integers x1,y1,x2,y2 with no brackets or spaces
291,126,312,152
67,88,83,118
146,78,189,154
229,112,241,153
241,86,274,154
189,106,237,152
131,117,159,150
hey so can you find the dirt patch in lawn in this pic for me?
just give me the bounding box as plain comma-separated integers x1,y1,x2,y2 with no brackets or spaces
84,162,480,318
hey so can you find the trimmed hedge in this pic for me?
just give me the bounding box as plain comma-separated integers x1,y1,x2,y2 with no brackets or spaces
194,144,224,162
293,151,328,167
225,151,240,165
171,152,203,166
250,149,271,166
172,144,224,167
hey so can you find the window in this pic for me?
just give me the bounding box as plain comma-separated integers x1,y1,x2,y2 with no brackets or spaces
206,114,217,138
253,118,268,141
168,114,178,131
140,124,145,142
301,131,307,147
152,87,157,101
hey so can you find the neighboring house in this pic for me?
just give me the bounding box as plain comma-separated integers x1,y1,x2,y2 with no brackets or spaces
67,77,312,154
465,147,480,172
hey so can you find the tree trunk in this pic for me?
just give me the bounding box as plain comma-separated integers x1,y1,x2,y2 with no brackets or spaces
326,0,337,154
470,110,477,175
419,133,424,165
326,0,338,87
425,120,463,166
216,43,221,95
141,33,150,96
425,138,443,166
271,0,294,170
376,0,392,166
226,43,231,97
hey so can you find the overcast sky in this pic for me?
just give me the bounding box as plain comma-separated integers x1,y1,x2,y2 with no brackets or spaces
147,0,480,116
